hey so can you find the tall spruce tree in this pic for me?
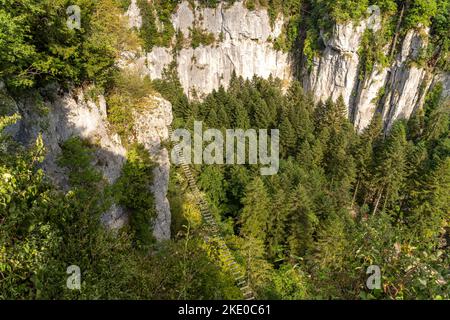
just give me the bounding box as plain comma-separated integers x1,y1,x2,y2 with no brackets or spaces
353,113,383,207
240,177,271,242
280,116,297,157
373,121,409,214
287,184,317,258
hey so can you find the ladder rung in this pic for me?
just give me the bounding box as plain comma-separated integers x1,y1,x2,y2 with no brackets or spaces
170,124,256,301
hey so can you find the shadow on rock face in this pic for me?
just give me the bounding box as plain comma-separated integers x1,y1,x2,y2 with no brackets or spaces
9,86,129,230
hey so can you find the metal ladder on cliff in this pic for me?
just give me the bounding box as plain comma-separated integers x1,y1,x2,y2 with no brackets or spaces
168,126,256,300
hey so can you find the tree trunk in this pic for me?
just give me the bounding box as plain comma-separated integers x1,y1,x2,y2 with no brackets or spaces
389,4,406,59
352,180,360,207
372,186,384,215
382,186,389,213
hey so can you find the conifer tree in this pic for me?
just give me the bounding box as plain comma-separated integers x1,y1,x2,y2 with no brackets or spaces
266,177,290,261
423,100,449,143
240,177,271,242
353,113,383,206
230,97,251,129
252,96,272,129
280,116,297,157
287,184,317,258
373,121,409,214
206,107,219,128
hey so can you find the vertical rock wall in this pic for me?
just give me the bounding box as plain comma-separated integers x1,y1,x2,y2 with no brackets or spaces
143,0,293,99
129,0,448,132
133,95,173,241
303,19,439,132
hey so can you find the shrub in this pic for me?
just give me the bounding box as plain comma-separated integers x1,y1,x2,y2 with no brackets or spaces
0,0,133,90
190,27,216,48
115,144,156,250
57,137,103,189
106,70,154,142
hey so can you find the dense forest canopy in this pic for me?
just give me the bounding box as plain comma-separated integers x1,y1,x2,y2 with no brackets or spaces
1,0,449,300
159,73,449,299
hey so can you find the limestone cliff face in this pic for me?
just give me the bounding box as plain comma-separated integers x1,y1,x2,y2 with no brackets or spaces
3,83,173,240
379,29,431,131
132,0,292,99
132,95,173,241
303,19,447,133
129,0,448,132
434,72,450,99
303,21,369,117
6,86,128,229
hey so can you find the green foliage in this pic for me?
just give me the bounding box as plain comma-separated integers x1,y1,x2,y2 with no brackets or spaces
303,30,321,71
358,29,390,80
152,62,190,120
311,0,369,25
106,70,154,142
373,0,398,14
0,0,136,89
165,74,448,299
57,137,103,188
311,211,449,299
404,0,438,29
287,184,318,257
107,93,135,140
115,144,156,250
117,0,131,10
273,14,301,52
266,264,309,299
429,0,450,71
137,0,177,50
373,122,409,213
0,114,241,299
197,0,236,8
1,0,449,300
240,177,271,241
190,26,216,48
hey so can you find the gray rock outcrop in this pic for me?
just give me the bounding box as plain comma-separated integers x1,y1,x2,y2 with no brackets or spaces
126,0,142,29
127,1,448,132
304,19,436,132
8,87,128,229
380,29,430,131
3,82,173,237
133,95,173,241
303,21,368,117
143,1,293,99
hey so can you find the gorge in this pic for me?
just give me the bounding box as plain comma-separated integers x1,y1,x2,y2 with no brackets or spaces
1,0,448,300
